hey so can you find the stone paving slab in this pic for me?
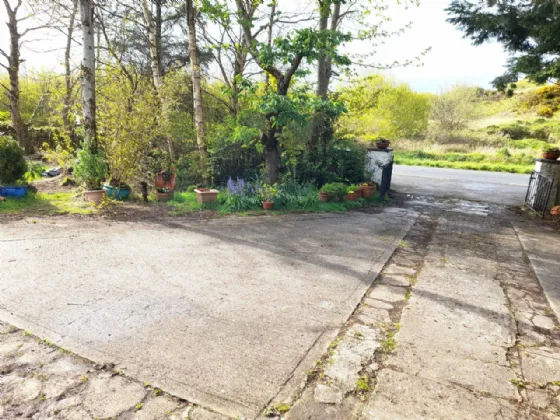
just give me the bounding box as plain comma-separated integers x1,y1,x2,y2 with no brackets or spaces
0,210,416,418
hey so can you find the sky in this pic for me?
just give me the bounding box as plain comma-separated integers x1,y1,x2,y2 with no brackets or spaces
0,0,510,93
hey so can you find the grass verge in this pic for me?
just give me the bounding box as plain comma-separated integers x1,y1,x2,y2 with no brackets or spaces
0,192,96,215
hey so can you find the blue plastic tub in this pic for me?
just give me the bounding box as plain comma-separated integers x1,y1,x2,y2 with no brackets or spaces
103,185,131,200
0,186,28,197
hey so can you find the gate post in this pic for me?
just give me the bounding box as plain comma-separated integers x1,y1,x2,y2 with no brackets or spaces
366,147,393,187
534,159,560,210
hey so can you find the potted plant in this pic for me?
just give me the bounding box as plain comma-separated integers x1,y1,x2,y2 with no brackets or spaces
259,184,277,210
318,189,331,202
74,147,108,205
155,166,176,201
375,138,391,150
103,179,131,200
345,185,358,201
0,136,28,198
543,147,560,160
321,182,347,201
360,182,376,198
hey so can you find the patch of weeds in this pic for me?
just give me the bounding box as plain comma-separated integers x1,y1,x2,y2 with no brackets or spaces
356,376,371,391
39,339,57,348
17,343,23,349
354,330,364,339
404,290,411,301
24,330,33,337
263,403,291,417
407,274,418,285
153,387,162,396
59,347,73,355
80,375,88,383
143,381,150,388
551,381,560,386
114,369,124,376
39,393,46,401
38,362,44,368
394,323,401,332
135,403,144,411
398,240,410,249
510,378,529,388
0,397,10,406
381,332,396,354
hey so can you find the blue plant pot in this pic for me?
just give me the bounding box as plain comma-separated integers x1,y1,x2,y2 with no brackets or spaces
103,185,131,200
0,186,28,198
103,185,130,200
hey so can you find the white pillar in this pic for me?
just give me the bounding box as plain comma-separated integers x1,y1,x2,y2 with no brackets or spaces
366,148,393,186
535,159,560,210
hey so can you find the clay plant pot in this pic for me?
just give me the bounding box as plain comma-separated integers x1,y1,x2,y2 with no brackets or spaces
543,152,560,161
362,185,376,198
195,189,219,203
345,193,356,201
354,188,364,199
155,191,174,201
375,141,390,150
83,189,106,205
318,192,331,202
262,201,274,210
154,172,176,189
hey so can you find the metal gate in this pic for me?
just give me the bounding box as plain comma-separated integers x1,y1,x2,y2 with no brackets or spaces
379,162,393,198
525,171,553,217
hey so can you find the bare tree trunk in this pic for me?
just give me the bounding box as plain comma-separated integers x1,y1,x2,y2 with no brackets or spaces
79,0,97,152
264,0,276,89
62,0,78,139
141,0,162,92
186,0,207,156
1,0,30,153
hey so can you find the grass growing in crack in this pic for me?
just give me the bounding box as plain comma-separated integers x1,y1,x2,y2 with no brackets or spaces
263,403,291,417
398,240,410,249
38,393,46,401
153,388,162,396
381,332,397,354
80,375,88,383
356,376,371,391
354,330,364,339
135,403,143,411
404,290,411,301
510,378,529,388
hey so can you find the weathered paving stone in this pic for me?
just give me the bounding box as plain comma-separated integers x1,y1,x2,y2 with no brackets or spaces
324,325,380,393
363,370,518,420
313,383,343,404
368,285,406,303
522,347,560,384
356,306,391,325
285,387,362,420
377,274,410,287
43,375,83,399
189,406,231,419
527,390,551,410
383,264,416,276
7,376,42,402
533,315,557,331
82,374,147,418
132,395,182,420
362,297,393,310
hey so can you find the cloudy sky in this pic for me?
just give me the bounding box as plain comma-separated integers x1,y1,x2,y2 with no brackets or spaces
0,0,510,93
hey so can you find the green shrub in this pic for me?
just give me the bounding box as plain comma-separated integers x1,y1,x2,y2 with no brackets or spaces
320,182,347,200
73,147,108,190
499,123,531,140
0,136,27,184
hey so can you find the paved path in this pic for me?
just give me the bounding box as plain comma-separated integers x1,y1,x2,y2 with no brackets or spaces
392,165,531,206
0,210,415,419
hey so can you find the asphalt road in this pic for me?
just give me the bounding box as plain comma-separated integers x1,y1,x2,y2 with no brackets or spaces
391,165,531,206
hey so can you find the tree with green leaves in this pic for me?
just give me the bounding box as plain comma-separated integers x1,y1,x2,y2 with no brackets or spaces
447,0,560,92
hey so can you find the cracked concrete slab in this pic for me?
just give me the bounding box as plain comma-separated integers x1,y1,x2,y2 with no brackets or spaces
0,210,416,418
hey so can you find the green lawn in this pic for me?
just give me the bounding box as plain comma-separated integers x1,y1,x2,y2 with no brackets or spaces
0,192,96,215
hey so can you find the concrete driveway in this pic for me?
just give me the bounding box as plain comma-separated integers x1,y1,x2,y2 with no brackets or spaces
0,209,416,418
392,165,531,206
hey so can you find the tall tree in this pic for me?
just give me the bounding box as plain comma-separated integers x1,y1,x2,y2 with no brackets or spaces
0,0,30,151
186,0,207,156
447,0,560,91
79,0,97,151
234,0,351,183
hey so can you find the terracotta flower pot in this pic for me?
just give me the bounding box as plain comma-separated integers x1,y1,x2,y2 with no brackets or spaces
318,192,330,202
543,152,560,161
362,185,376,198
195,189,218,203
83,189,106,205
154,172,176,189
354,189,363,199
376,141,390,150
262,201,274,210
345,193,356,201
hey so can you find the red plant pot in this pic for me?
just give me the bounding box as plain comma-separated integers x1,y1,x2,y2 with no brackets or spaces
345,193,356,201
376,142,390,150
362,185,376,198
262,201,274,210
354,189,364,199
318,192,330,202
155,172,176,189
543,152,560,161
